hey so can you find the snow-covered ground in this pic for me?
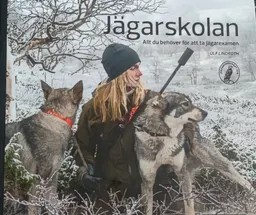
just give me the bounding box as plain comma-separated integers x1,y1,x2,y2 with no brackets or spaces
12,47,256,180
7,0,256,183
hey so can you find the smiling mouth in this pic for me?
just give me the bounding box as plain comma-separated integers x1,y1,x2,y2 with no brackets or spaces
188,118,197,122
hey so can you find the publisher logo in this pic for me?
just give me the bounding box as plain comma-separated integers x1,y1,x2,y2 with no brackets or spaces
218,61,240,85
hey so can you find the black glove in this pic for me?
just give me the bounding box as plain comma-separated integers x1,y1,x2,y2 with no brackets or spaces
77,164,102,193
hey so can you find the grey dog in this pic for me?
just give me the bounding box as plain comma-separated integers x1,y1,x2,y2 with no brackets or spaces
133,92,254,215
5,80,83,215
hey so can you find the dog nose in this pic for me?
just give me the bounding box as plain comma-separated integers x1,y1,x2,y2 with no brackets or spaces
202,110,208,118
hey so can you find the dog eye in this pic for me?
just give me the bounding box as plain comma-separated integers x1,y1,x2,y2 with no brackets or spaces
181,101,189,107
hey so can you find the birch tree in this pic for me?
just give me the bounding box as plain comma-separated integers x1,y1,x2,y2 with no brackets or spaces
6,38,16,122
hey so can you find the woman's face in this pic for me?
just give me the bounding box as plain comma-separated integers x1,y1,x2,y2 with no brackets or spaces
126,62,142,88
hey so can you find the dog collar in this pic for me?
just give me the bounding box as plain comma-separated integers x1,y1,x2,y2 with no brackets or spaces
45,110,73,128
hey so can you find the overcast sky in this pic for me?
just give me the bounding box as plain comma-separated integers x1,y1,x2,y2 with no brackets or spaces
162,0,254,10
129,0,256,22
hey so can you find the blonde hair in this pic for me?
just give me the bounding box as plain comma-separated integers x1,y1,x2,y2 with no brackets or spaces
93,71,146,122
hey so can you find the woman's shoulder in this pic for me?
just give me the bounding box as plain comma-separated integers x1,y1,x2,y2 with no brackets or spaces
81,98,103,123
82,98,93,109
81,98,96,117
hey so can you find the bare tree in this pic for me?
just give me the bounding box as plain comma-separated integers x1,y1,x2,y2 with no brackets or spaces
7,0,165,74
187,67,198,86
6,38,16,122
187,54,200,86
148,56,161,84
247,57,256,81
240,20,256,81
243,53,256,81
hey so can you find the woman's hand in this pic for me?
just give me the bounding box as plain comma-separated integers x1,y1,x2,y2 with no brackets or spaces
77,164,102,193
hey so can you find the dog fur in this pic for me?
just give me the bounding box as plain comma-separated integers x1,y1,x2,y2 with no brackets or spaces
133,92,255,215
5,80,83,215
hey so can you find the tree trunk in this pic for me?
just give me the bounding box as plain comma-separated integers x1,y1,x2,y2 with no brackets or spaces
6,39,16,122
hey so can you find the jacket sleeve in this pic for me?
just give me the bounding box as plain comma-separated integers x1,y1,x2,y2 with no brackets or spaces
74,104,96,167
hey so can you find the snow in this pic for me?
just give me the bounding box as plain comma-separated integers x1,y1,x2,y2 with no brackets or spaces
4,2,256,215
11,49,256,180
7,0,256,186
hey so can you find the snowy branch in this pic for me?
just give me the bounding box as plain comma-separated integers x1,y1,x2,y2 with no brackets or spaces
8,0,165,73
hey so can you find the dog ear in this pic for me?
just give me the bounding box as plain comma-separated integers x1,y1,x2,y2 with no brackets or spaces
41,80,52,100
70,80,83,104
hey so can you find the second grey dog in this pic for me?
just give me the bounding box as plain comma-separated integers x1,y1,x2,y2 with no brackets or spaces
133,92,255,215
5,80,83,215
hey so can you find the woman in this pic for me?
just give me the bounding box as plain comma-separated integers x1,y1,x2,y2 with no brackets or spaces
73,43,195,214
73,43,159,204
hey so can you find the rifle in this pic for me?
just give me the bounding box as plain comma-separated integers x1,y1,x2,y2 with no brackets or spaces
159,47,194,94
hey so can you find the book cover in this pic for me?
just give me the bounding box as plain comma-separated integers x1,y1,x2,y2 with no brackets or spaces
5,0,256,214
